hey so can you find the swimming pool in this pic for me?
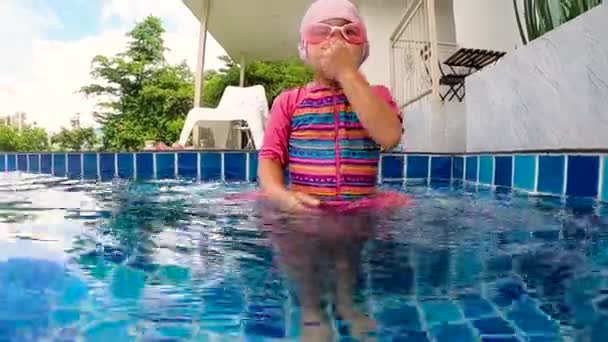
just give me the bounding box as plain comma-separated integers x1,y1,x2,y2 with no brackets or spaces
2,163,608,342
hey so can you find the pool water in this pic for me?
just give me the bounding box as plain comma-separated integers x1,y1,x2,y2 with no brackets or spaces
1,172,608,342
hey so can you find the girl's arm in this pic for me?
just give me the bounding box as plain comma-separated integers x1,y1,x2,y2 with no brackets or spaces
337,70,402,149
259,158,287,197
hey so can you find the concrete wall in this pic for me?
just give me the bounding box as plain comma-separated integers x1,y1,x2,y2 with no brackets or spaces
453,0,523,52
466,3,608,152
404,97,466,152
359,0,408,86
436,0,456,43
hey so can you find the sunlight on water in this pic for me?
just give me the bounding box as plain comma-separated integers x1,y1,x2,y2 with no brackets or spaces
1,171,608,341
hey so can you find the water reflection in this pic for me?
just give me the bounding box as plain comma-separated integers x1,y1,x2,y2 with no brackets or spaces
1,172,608,341
266,212,379,341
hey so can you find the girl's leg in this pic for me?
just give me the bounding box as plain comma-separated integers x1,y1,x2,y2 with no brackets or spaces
268,217,332,341
329,214,377,340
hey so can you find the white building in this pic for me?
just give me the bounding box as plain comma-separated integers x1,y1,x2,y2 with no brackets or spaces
182,0,608,152
1,111,27,131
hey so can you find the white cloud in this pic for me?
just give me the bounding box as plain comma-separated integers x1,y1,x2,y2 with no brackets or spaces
0,0,226,133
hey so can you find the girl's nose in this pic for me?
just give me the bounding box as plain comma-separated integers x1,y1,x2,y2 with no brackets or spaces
329,30,344,42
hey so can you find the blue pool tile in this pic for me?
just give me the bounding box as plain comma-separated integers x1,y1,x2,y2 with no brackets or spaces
591,319,608,342
600,156,608,202
459,294,495,318
479,155,494,185
453,156,464,180
83,153,98,180
514,155,536,191
507,299,558,335
368,241,414,296
485,254,513,279
28,154,39,173
472,317,515,335
537,155,564,195
6,154,16,171
431,323,474,342
225,153,247,181
117,153,134,179
41,154,52,174
603,156,608,202
389,330,430,341
416,248,450,297
249,152,258,182
17,154,27,171
0,154,5,172
481,337,521,342
453,250,482,288
136,153,154,180
421,300,462,325
466,156,478,182
99,153,115,181
200,282,245,318
84,320,132,342
201,153,222,181
376,304,421,330
52,309,81,327
67,154,81,179
494,156,512,187
156,153,175,179
177,152,197,179
4,155,14,171
243,304,285,338
382,155,404,179
53,154,66,177
567,155,599,197
431,156,452,180
488,279,526,307
407,156,429,179
111,266,146,299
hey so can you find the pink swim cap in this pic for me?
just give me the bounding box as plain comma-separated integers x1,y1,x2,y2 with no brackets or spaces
298,0,370,64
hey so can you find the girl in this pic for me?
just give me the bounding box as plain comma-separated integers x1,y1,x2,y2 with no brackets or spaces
258,0,405,212
257,0,409,340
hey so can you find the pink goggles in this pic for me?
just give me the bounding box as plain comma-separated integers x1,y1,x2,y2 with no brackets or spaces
302,22,367,45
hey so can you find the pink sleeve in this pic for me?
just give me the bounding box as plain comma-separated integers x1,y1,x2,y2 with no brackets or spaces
259,88,305,166
371,85,404,132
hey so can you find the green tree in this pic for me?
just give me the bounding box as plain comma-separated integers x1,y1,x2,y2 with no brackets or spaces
202,55,314,107
0,124,19,151
17,126,49,151
51,127,99,151
80,16,194,151
514,0,602,44
0,124,49,152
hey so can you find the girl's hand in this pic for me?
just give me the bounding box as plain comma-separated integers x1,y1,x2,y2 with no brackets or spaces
318,40,360,81
273,189,321,213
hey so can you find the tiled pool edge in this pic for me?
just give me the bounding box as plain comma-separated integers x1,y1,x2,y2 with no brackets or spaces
2,152,607,203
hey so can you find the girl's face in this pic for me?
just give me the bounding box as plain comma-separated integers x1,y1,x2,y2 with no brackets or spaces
303,18,365,73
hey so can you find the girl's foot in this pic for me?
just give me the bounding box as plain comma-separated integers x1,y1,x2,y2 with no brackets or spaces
300,311,333,342
336,307,377,341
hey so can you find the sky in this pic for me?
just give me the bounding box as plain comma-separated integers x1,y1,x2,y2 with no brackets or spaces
0,0,226,132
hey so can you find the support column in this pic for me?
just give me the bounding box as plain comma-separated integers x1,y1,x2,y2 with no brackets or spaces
193,0,210,147
427,0,440,99
239,54,246,87
194,0,210,108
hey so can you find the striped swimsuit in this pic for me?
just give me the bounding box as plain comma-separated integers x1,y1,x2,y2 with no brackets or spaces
288,87,380,204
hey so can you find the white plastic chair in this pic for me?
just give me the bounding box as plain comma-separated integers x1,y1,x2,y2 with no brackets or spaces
178,85,269,149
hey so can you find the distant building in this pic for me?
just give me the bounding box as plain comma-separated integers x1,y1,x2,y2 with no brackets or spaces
70,113,81,129
1,112,27,130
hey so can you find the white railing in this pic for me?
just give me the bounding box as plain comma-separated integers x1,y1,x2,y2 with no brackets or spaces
390,0,460,108
390,0,430,107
